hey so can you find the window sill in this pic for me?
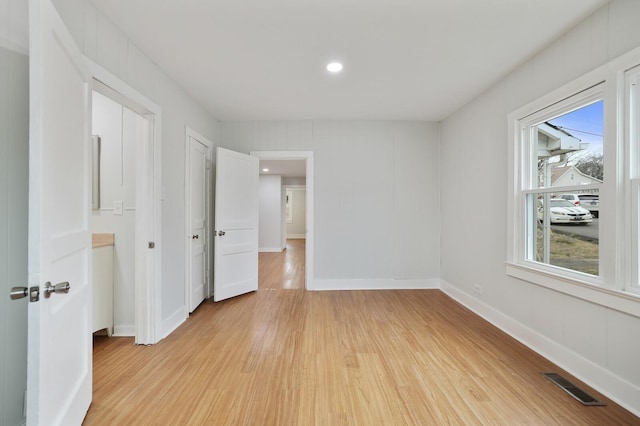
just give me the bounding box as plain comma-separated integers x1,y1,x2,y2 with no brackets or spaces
506,262,640,318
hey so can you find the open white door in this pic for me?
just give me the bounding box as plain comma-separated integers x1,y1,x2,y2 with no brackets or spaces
187,137,209,311
27,0,92,424
213,148,259,301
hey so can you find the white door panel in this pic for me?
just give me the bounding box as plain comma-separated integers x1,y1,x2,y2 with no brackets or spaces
28,0,92,424
213,148,259,302
187,137,208,312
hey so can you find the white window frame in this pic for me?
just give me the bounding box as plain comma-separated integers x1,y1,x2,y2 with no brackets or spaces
520,86,604,281
627,65,640,293
507,46,640,317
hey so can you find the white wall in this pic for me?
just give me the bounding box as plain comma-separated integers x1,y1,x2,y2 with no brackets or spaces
222,121,441,288
0,42,28,426
282,177,306,186
286,189,306,238
91,91,141,335
440,0,640,415
259,175,283,252
52,0,221,336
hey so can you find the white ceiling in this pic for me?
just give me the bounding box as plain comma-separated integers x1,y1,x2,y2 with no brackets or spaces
260,160,306,178
93,0,607,122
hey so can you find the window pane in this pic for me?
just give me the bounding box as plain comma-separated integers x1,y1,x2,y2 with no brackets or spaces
534,101,604,189
527,190,599,276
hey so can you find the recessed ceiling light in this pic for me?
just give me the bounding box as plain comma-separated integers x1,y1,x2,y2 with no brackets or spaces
262,168,269,172
326,62,343,73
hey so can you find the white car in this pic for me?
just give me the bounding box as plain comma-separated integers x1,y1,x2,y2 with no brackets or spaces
558,193,599,218
538,198,593,224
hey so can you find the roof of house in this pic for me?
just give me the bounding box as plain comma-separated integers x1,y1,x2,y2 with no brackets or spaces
550,165,602,185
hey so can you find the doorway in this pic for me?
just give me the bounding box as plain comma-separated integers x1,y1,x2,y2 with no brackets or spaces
89,61,162,345
252,151,314,290
91,87,146,337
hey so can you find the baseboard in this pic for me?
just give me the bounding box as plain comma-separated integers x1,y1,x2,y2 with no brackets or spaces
286,234,306,239
313,278,440,291
259,247,284,253
161,307,186,339
112,325,135,337
439,279,640,418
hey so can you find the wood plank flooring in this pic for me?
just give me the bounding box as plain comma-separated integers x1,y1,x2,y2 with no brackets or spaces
85,240,638,425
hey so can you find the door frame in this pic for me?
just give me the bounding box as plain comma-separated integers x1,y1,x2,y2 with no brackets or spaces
250,151,314,290
88,59,163,345
184,127,213,314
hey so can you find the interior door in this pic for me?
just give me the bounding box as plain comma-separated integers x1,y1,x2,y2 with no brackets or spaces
27,0,92,424
188,137,208,312
213,148,259,301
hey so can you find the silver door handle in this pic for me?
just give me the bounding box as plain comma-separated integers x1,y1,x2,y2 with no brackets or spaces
44,281,70,298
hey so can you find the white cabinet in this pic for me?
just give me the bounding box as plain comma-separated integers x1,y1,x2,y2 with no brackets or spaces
92,234,114,335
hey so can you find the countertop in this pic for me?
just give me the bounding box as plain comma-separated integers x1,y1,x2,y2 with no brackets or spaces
92,233,114,248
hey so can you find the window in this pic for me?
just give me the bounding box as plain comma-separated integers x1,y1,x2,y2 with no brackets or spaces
507,47,640,312
521,89,603,278
628,65,640,291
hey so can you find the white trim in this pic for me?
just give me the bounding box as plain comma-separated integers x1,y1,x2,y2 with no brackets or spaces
626,65,640,294
87,58,162,345
259,247,284,253
251,151,314,290
313,278,440,291
112,325,135,337
440,279,640,418
184,127,214,317
506,262,640,318
161,308,186,340
286,234,306,239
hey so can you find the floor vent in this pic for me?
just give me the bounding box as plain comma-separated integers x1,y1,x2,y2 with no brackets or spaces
543,373,606,406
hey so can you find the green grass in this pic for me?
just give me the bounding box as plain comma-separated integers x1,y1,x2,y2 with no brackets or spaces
536,230,599,276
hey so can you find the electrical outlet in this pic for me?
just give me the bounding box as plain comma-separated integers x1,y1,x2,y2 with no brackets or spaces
473,284,483,296
113,200,123,215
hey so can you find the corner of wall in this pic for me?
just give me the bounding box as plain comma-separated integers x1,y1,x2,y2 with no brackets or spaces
439,279,640,418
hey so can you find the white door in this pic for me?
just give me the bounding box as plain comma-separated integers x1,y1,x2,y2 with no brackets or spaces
213,148,259,301
187,137,209,312
27,0,92,424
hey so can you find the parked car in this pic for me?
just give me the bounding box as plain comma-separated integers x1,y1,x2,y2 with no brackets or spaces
558,193,599,218
538,198,593,224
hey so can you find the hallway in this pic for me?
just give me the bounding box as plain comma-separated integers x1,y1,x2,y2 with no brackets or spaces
259,239,305,290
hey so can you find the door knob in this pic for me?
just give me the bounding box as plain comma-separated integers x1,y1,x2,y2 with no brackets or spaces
192,234,199,239
43,281,70,298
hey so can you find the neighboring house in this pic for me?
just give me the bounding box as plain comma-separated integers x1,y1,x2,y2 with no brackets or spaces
550,165,603,187
536,122,586,158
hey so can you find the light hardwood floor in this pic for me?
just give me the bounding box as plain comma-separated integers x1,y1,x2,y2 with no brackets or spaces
85,239,638,425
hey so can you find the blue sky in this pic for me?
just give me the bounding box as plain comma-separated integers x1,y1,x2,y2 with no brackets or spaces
548,100,603,159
